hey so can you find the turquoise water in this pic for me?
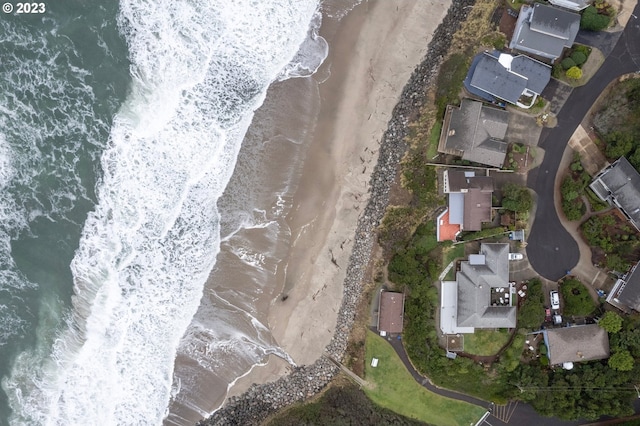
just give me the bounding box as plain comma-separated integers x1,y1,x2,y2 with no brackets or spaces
0,2,130,423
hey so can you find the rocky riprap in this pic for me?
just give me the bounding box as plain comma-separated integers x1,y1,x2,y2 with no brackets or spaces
197,1,476,425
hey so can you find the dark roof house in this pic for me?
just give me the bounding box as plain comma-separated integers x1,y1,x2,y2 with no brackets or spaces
467,51,551,107
607,261,640,312
456,243,516,330
438,99,509,168
589,156,640,231
543,324,610,366
377,291,405,334
443,170,493,231
509,3,580,61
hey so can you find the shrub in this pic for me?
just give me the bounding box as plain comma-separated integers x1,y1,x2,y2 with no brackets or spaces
561,57,576,70
606,254,630,272
566,66,582,80
573,44,591,57
560,278,596,316
502,183,532,213
518,279,545,329
599,311,623,333
581,5,611,31
571,51,587,66
604,131,634,158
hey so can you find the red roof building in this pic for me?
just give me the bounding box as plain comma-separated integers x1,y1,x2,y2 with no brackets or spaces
377,291,405,334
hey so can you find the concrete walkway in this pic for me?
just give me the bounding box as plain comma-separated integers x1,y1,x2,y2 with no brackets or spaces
567,125,609,176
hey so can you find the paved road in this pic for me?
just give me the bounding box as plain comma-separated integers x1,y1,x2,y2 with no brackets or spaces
526,4,640,281
374,327,584,426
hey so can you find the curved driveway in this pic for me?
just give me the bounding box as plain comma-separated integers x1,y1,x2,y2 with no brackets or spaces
526,8,640,281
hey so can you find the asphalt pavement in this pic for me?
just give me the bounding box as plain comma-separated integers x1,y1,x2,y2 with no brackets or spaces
526,3,640,281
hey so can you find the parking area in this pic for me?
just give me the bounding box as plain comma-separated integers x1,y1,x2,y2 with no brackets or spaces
541,79,574,115
505,110,543,147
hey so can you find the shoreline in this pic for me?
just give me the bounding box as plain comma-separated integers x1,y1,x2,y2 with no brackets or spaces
198,1,476,424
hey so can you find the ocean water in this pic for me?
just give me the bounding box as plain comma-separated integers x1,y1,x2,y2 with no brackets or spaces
0,1,331,424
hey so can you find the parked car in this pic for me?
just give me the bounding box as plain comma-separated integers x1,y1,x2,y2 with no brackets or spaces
545,308,552,322
550,290,560,310
508,253,524,261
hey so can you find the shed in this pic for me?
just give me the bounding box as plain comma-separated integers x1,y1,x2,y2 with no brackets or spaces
378,291,405,334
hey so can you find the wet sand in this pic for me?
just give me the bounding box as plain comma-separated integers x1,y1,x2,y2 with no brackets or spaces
226,0,451,401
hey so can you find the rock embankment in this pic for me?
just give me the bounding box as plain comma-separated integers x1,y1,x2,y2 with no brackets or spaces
197,1,475,425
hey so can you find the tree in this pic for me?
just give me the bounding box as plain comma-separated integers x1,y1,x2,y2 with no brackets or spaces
608,350,634,371
599,311,623,333
502,183,532,213
629,148,640,171
566,66,583,80
581,5,611,31
604,131,634,159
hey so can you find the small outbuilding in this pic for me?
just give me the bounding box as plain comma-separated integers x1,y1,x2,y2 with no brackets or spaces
378,291,405,334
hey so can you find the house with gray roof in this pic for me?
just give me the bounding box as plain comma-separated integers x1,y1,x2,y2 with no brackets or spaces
438,99,509,168
549,0,591,11
607,261,640,313
590,156,640,231
542,324,610,366
440,243,516,334
510,3,580,62
443,170,493,231
467,51,551,108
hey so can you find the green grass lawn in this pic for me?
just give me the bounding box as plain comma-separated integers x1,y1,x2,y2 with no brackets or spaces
428,120,442,159
365,331,486,426
463,330,511,356
442,243,465,281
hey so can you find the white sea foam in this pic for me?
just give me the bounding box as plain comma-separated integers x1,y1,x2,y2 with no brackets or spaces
277,11,329,81
5,1,319,425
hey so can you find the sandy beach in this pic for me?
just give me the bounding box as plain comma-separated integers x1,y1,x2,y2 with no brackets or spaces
226,0,451,402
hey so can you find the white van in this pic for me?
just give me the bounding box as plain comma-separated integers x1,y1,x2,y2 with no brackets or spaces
550,291,560,310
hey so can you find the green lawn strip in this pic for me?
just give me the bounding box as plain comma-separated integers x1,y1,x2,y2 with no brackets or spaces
427,120,442,160
462,330,511,356
365,331,486,426
442,243,465,281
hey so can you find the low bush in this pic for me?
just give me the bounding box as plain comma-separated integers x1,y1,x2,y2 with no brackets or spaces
571,51,587,66
560,174,587,221
566,66,583,80
573,44,591,57
561,57,576,70
518,279,545,329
